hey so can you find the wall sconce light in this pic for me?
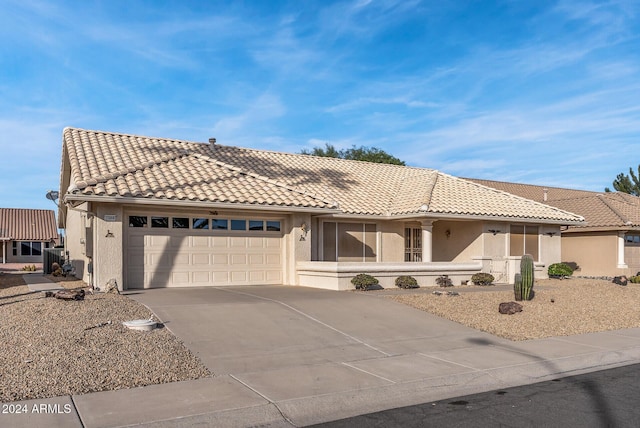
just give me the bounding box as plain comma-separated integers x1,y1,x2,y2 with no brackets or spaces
445,229,451,239
488,229,500,235
300,222,310,241
546,232,557,237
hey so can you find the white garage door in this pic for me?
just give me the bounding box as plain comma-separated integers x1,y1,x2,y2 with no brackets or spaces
126,215,283,288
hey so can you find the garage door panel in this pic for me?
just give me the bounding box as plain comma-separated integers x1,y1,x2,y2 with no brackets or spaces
265,238,281,248
266,254,281,265
212,254,229,265
248,237,264,248
231,254,247,265
266,271,282,282
231,271,247,282
191,236,209,247
127,223,283,288
249,254,264,265
193,271,210,283
212,236,228,247
231,237,248,248
192,253,210,265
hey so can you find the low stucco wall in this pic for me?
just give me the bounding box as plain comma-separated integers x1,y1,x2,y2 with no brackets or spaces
296,261,483,291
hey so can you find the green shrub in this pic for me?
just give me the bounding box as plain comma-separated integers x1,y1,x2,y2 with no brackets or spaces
351,274,379,291
629,276,640,284
435,275,453,287
21,264,37,272
548,263,574,278
395,276,419,289
471,272,495,286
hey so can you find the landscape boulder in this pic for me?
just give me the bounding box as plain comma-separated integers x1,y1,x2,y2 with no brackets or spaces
613,276,628,286
498,301,523,315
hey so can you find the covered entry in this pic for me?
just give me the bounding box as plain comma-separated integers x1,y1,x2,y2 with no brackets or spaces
125,213,283,288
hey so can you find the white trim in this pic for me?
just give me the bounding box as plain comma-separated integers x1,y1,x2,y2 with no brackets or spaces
65,195,584,225
617,232,628,268
64,194,340,214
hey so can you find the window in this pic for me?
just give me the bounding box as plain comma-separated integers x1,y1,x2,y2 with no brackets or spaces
266,221,281,231
323,222,376,262
626,234,640,244
172,217,189,229
151,217,169,228
12,241,17,256
211,219,228,230
510,225,539,260
129,216,147,227
231,219,246,231
249,220,264,231
404,227,422,262
19,241,42,256
192,218,209,229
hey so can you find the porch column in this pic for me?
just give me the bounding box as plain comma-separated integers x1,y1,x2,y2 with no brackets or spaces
421,220,434,263
617,232,628,269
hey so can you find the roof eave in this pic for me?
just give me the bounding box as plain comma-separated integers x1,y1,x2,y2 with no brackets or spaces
63,193,342,215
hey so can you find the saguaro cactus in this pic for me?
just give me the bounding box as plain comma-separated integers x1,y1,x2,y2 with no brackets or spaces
520,254,534,300
514,273,523,301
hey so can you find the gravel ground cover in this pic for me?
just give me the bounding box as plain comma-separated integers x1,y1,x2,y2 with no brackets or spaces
390,278,640,341
0,275,210,402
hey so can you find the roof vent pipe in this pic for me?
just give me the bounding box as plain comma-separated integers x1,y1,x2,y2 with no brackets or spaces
209,138,216,144
543,188,548,202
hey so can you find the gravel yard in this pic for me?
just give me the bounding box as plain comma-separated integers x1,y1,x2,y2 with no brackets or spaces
390,278,640,341
0,274,210,402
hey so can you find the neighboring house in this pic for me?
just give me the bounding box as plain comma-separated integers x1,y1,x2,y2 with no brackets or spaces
468,178,640,277
0,208,59,264
58,128,583,291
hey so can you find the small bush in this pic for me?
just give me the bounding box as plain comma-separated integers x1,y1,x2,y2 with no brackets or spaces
435,275,453,287
548,263,574,278
351,274,379,291
629,276,640,284
21,264,37,272
471,272,495,286
395,276,419,289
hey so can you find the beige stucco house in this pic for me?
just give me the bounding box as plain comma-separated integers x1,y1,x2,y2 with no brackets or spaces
469,179,640,278
58,128,584,291
0,208,59,264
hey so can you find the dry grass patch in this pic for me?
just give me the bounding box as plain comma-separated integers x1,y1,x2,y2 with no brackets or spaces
0,278,210,402
390,278,640,341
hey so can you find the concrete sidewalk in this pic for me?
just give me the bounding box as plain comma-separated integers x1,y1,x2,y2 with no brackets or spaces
22,274,63,292
3,285,640,428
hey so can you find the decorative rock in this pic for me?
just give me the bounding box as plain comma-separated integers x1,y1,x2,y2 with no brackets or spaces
499,301,523,315
46,289,85,301
612,276,628,286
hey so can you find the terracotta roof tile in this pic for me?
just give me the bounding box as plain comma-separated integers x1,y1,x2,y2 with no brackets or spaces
467,178,640,230
0,209,58,241
61,128,584,223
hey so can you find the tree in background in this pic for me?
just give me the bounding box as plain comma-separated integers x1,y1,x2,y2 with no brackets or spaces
300,143,405,165
605,165,640,196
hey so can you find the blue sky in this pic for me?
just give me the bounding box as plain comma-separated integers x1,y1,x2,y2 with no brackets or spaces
2,0,639,210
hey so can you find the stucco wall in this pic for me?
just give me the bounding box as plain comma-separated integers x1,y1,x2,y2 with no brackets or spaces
64,202,93,285
432,220,483,262
93,204,124,291
561,231,618,277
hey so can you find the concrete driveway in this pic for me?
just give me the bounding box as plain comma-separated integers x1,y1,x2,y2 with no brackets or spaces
9,284,640,428
128,285,497,376
106,285,640,427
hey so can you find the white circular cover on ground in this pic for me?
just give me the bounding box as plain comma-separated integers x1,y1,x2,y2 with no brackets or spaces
122,319,157,331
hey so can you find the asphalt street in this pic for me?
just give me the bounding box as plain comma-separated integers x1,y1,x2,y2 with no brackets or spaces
311,363,640,428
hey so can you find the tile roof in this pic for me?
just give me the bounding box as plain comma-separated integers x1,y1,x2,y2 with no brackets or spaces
61,128,584,223
0,209,58,241
468,178,640,231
